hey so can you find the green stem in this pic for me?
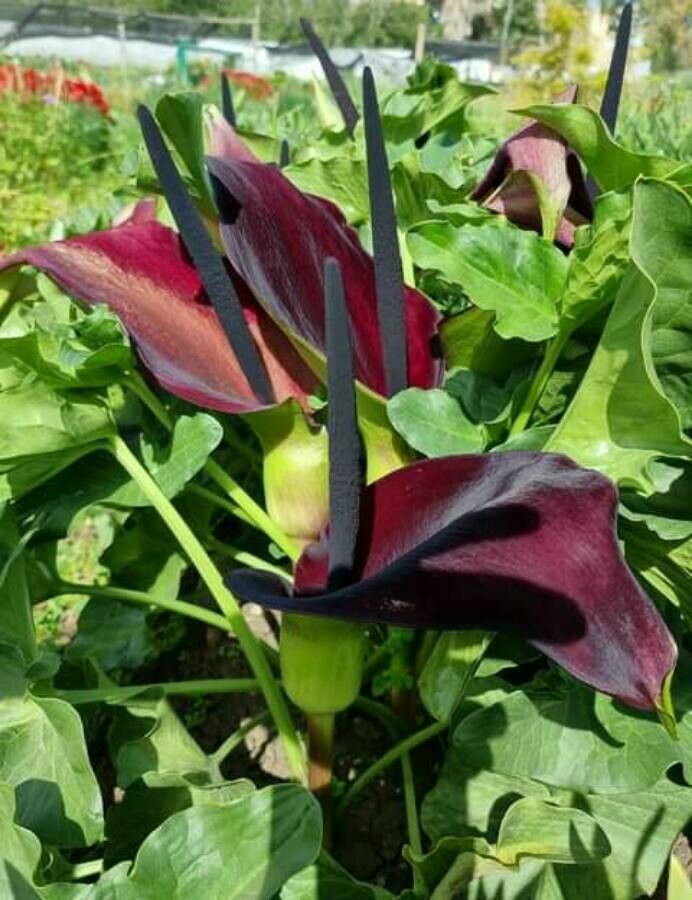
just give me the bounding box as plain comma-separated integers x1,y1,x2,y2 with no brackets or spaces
207,536,292,579
337,720,447,819
363,642,391,680
211,710,271,766
108,434,306,783
307,712,336,850
205,458,300,561
353,696,407,738
67,859,104,881
124,373,300,561
56,678,263,705
401,752,422,856
508,331,568,437
53,581,231,632
124,371,173,429
187,483,252,525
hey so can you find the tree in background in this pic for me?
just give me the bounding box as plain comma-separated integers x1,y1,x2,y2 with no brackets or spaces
510,0,600,98
640,0,691,72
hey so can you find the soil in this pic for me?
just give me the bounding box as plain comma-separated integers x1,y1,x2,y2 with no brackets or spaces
81,608,437,892
77,608,689,896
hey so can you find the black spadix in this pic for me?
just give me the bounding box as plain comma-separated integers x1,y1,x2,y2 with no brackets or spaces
323,258,364,590
362,66,408,399
221,71,236,127
300,17,359,137
279,138,290,168
137,105,275,405
601,0,633,133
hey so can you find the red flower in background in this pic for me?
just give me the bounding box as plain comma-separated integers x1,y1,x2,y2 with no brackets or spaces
0,63,110,116
223,69,273,100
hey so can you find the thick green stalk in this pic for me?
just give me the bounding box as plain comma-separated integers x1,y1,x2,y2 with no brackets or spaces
187,483,251,525
401,752,422,856
205,458,300,561
207,536,292,579
57,678,263,705
337,720,447,819
54,581,231,632
108,434,306,783
508,331,569,437
307,713,336,849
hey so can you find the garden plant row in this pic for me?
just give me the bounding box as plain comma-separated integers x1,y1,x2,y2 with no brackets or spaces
0,11,691,899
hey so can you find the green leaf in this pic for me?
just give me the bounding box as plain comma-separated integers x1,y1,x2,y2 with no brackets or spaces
404,836,509,897
475,634,540,678
135,413,223,504
546,264,691,492
445,369,512,424
0,507,36,665
0,384,113,463
0,305,132,389
423,746,692,899
451,685,682,794
154,92,214,214
0,647,103,847
66,599,155,672
281,853,396,899
556,780,692,900
102,511,186,599
89,784,321,899
391,152,472,228
559,191,631,334
407,800,608,898
108,692,217,788
422,760,551,845
408,222,567,341
0,782,42,892
495,798,610,866
0,448,98,505
418,631,492,721
548,179,692,491
516,104,684,192
16,413,221,520
286,158,369,225
382,64,493,145
387,388,485,457
634,179,692,432
624,524,692,623
620,460,692,541
105,771,254,866
440,307,538,380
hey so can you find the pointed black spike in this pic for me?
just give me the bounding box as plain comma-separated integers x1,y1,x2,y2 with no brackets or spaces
279,138,290,168
300,17,359,137
601,1,633,133
324,258,363,590
137,105,274,406
221,71,236,127
362,67,408,398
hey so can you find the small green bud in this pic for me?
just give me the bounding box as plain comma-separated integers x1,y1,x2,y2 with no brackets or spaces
280,613,365,715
